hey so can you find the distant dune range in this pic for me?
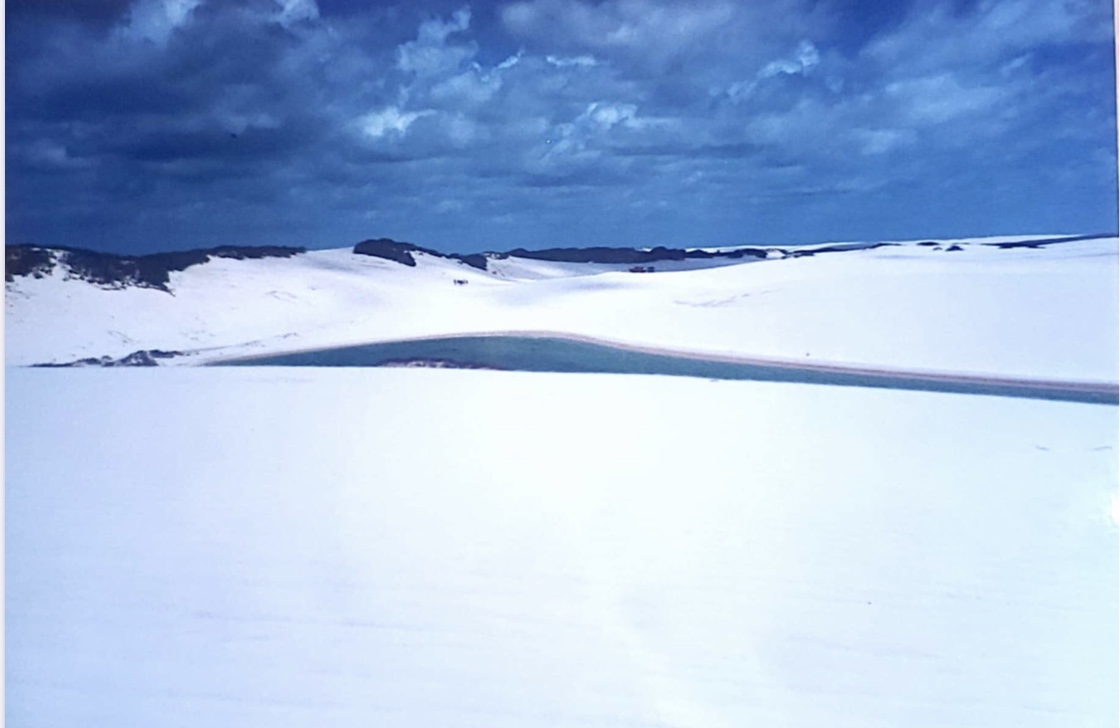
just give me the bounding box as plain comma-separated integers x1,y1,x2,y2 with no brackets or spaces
6,233,1118,390
11,233,1112,289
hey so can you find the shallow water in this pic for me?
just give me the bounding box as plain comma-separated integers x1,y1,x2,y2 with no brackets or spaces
213,335,1118,405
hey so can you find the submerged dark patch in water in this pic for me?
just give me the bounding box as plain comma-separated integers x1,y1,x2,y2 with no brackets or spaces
211,336,1118,405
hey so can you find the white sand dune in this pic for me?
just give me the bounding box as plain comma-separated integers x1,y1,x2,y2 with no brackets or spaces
7,367,1118,727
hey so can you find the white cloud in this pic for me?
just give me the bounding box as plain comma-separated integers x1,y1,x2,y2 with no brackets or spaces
421,6,472,43
545,54,598,68
758,39,820,79
436,198,465,213
359,107,430,139
725,39,820,101
585,102,638,128
760,39,819,78
442,113,480,147
397,7,474,76
863,0,1110,75
430,68,502,106
999,54,1031,78
20,141,93,171
886,74,1006,125
579,102,670,133
117,0,200,45
501,0,739,64
496,52,523,71
852,128,917,155
274,0,319,27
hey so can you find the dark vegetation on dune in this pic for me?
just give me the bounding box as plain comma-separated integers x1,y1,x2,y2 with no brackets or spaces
353,238,487,270
782,242,894,258
990,233,1114,249
33,349,183,367
5,244,305,291
355,239,785,268
6,245,55,280
498,245,771,264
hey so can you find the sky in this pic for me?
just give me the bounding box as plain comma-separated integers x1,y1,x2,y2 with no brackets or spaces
5,0,1118,255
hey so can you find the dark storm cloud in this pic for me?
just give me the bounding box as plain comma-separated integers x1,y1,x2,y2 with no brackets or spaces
6,0,1117,254
7,0,134,25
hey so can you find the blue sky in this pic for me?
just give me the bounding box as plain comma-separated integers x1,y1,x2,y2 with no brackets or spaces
6,0,1117,254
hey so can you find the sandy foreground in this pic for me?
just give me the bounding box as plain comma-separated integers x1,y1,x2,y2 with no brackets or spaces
7,366,1118,727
